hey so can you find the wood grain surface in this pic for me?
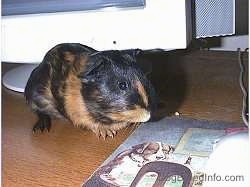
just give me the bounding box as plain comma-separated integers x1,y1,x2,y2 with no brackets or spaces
2,50,248,187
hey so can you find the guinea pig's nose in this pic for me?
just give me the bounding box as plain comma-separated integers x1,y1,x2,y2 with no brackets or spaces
141,111,151,122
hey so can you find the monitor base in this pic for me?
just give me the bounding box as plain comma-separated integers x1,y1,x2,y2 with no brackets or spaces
3,64,38,93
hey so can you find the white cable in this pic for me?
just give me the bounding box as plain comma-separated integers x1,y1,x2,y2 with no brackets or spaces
237,48,248,127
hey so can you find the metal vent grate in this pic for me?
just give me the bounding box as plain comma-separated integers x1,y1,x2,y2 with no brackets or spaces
195,0,235,38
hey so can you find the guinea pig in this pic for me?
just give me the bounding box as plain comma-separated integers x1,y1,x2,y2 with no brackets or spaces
24,43,156,139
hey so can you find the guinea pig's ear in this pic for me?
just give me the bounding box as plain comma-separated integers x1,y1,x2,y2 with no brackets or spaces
121,49,143,63
78,52,105,83
121,49,152,76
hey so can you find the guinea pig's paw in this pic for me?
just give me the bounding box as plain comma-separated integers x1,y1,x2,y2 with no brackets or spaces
94,126,117,140
32,118,51,133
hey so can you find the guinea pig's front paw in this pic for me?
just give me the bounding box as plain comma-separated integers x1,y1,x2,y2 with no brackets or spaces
32,116,51,133
93,125,117,140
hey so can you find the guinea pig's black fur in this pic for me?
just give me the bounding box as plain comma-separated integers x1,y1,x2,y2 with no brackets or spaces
24,43,156,138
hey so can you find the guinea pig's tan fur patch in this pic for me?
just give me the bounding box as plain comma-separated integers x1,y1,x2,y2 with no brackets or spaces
64,72,94,128
63,51,75,63
61,54,91,127
135,80,148,107
109,105,150,123
63,51,88,74
63,75,131,138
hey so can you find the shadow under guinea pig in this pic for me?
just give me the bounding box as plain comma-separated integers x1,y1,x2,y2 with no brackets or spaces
136,50,188,121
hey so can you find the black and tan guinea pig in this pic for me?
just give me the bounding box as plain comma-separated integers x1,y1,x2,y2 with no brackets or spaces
24,43,156,139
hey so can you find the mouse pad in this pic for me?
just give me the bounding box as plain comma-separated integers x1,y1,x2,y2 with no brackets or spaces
83,117,241,187
84,142,206,187
174,128,226,157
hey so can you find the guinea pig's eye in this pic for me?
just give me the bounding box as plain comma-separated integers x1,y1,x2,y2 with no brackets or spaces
118,81,128,90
